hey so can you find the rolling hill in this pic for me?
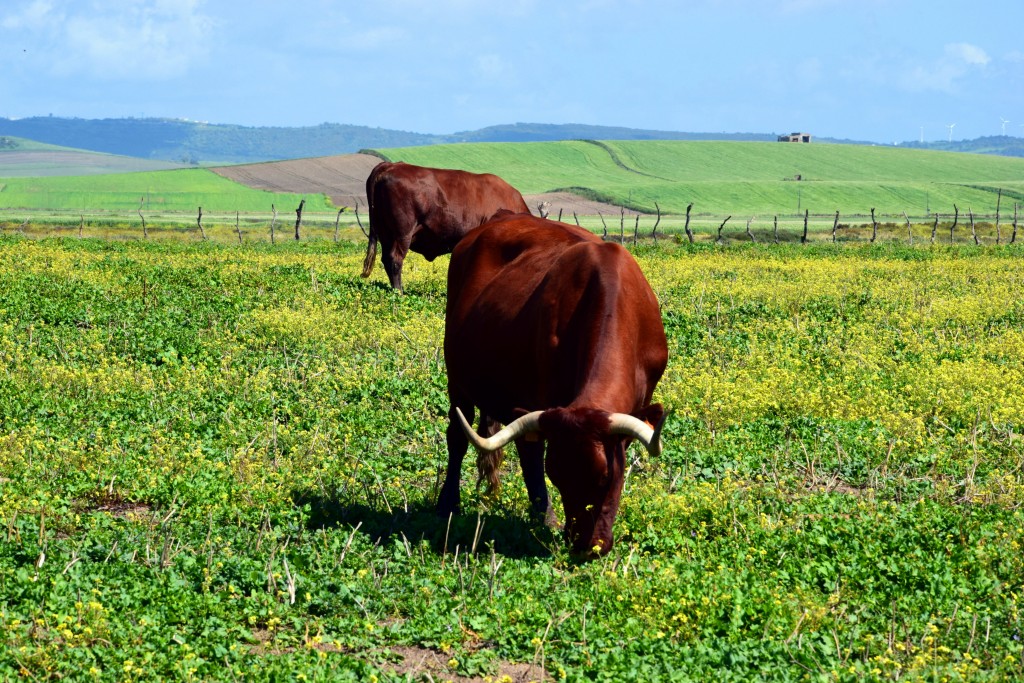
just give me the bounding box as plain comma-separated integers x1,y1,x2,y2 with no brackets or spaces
0,136,188,176
369,140,1024,217
5,140,1024,222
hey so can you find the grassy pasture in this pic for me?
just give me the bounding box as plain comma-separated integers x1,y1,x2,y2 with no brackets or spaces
375,140,1024,217
4,141,1024,229
0,169,333,213
0,152,187,178
1,234,1023,681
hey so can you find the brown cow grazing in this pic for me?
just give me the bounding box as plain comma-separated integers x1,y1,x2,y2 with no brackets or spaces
438,212,668,559
361,161,529,292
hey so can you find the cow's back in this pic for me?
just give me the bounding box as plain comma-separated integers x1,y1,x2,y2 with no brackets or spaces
445,213,666,421
366,161,528,260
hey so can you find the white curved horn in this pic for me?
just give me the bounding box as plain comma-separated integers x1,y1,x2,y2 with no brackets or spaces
454,408,544,452
608,411,668,457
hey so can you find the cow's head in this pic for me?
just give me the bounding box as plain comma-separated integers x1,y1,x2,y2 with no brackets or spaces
455,404,666,559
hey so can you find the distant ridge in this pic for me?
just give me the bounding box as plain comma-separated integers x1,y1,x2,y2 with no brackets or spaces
446,122,775,144
0,135,187,176
0,116,804,165
1,116,1022,165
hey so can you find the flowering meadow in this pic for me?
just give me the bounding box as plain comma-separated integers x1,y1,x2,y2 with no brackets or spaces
1,233,1022,681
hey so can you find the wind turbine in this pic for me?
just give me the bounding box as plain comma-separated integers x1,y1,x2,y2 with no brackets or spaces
1000,117,1010,135
947,123,956,142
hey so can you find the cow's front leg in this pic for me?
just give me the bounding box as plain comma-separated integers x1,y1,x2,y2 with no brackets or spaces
437,404,471,516
515,438,557,527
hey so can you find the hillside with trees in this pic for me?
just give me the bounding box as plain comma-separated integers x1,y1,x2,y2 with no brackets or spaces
2,116,1023,166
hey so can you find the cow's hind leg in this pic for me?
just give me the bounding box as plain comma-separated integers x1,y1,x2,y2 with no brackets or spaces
381,242,408,293
515,438,557,527
438,404,472,517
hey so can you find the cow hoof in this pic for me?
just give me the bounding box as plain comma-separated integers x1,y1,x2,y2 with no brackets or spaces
436,504,460,519
529,506,559,529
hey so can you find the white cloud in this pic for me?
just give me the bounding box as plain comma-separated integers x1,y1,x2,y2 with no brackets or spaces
1,0,59,29
946,42,990,66
4,0,214,80
900,42,990,94
343,26,406,51
475,54,507,79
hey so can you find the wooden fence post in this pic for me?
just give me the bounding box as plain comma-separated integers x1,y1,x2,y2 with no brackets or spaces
774,215,779,244
969,208,980,245
196,207,207,240
270,204,277,244
745,216,757,243
832,211,839,243
684,203,694,243
931,213,938,244
235,211,243,244
353,199,368,237
138,197,148,239
801,210,809,244
950,205,959,244
294,199,305,241
632,214,640,247
651,202,661,244
79,215,84,239
716,216,731,244
995,189,1003,245
1012,203,1019,245
334,207,347,243
619,206,625,243
903,211,913,245
598,211,608,240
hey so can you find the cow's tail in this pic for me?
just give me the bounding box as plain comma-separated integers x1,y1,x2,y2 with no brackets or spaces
361,228,377,278
361,165,382,278
475,415,505,497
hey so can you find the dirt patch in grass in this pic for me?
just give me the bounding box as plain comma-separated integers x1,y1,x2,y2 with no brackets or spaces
522,191,640,221
212,154,382,210
383,644,546,683
249,630,546,682
212,154,625,218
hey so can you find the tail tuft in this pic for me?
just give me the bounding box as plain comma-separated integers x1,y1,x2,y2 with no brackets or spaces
361,234,377,278
475,415,504,497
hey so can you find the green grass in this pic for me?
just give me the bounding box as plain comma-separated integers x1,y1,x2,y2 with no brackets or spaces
1,235,1023,681
375,140,1024,216
5,139,1024,225
0,169,334,212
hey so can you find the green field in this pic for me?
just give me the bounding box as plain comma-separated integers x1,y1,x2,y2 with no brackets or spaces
0,168,333,213
4,140,1024,224
375,140,1024,217
1,234,1022,680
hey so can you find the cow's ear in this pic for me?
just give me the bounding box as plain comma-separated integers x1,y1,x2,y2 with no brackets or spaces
633,403,665,429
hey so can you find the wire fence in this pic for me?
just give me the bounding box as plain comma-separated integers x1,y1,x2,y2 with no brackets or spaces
1,200,1020,247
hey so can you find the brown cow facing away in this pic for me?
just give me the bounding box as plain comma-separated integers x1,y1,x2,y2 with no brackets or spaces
438,212,668,559
362,161,529,292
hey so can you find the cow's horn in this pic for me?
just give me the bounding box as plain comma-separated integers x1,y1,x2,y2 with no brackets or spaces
608,411,669,457
454,408,543,452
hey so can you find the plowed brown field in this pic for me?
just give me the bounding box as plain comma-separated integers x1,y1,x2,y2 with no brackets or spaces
212,154,625,217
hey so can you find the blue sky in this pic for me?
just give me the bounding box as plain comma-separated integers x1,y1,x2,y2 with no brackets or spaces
2,0,1022,143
